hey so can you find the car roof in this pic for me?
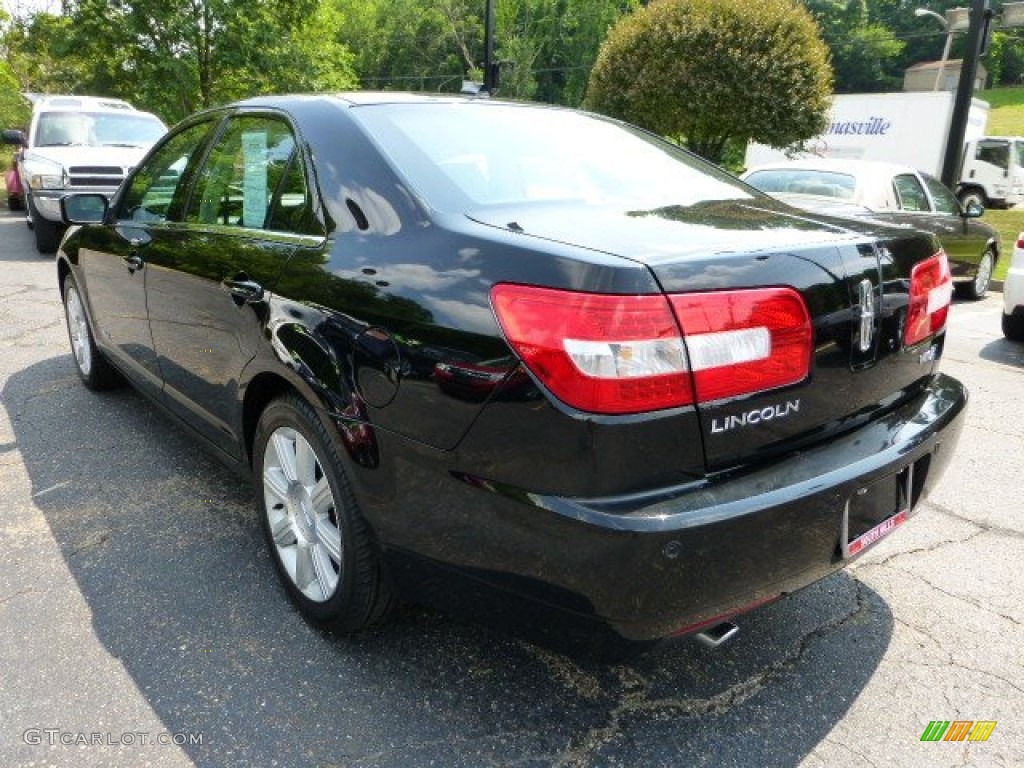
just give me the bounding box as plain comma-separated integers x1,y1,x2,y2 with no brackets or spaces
32,94,138,113
233,92,500,109
744,158,927,178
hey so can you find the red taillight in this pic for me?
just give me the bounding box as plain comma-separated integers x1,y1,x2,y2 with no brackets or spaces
490,284,813,414
490,285,692,414
669,288,812,402
904,251,953,347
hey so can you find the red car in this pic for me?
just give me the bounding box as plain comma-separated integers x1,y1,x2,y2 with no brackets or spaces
5,152,24,211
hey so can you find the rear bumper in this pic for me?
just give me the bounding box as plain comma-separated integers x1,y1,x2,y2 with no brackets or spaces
381,373,968,642
1004,264,1024,315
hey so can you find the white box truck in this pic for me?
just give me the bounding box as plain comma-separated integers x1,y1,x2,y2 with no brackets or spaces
745,91,1024,208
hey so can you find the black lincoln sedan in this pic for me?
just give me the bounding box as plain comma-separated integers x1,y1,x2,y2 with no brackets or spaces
56,94,967,648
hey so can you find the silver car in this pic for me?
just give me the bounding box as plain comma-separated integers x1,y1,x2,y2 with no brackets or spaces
742,158,1000,300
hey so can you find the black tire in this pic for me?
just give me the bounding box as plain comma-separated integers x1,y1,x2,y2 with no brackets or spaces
1003,311,1024,341
27,194,64,254
955,248,995,301
62,273,122,390
957,187,987,210
253,395,394,632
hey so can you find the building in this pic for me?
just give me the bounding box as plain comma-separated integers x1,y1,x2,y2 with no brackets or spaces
904,60,988,92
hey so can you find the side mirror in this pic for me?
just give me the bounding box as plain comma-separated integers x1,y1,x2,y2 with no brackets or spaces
61,193,109,225
964,202,984,218
2,129,26,146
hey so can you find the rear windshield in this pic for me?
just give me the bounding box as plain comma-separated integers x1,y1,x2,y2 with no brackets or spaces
350,102,755,213
745,169,857,200
34,111,167,148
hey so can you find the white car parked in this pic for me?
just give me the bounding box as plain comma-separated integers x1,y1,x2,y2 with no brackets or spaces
1003,234,1024,341
2,95,166,254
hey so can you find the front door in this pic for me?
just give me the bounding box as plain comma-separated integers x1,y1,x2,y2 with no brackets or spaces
77,119,218,396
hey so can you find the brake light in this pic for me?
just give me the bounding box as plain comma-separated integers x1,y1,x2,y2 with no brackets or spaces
490,284,812,414
670,288,812,402
904,251,953,347
490,285,692,414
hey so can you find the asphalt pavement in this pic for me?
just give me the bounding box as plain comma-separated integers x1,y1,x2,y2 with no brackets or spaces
1,208,1021,767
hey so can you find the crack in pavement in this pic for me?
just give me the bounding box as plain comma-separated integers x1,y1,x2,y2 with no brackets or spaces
927,501,1024,541
0,588,40,607
886,562,1022,629
554,582,870,767
893,615,1024,697
855,525,986,568
827,736,882,768
516,643,603,701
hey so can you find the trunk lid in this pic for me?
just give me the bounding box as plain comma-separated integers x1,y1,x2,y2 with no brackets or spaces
471,200,944,470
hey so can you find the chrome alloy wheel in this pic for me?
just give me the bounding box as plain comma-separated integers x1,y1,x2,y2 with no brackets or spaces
65,284,93,376
974,251,994,298
262,427,342,602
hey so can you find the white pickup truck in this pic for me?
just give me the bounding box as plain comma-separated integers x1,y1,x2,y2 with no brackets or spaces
3,95,166,253
746,91,1024,210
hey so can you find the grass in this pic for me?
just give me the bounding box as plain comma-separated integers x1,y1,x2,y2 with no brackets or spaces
977,86,1024,134
982,208,1020,281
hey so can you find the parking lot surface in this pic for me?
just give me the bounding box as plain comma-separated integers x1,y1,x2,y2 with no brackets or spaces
1,209,1021,767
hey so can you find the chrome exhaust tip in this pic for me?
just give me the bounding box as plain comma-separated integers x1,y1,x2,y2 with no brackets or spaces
694,621,739,648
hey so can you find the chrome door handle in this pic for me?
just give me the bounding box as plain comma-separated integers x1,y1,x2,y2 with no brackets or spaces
222,278,264,303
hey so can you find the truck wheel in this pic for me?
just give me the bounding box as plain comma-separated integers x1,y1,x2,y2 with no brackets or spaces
27,195,64,254
958,188,987,210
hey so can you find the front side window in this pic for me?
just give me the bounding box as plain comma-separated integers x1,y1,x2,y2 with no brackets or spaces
976,140,1009,170
921,174,960,215
186,116,297,230
893,174,930,212
118,121,215,223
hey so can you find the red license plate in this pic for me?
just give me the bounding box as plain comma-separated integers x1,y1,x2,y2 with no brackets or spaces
846,509,909,557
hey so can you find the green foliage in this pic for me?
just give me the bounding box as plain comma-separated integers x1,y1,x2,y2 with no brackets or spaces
2,0,357,124
0,11,30,130
585,0,833,163
331,0,636,105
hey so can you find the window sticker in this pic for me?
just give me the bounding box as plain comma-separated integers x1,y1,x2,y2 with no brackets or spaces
241,131,268,228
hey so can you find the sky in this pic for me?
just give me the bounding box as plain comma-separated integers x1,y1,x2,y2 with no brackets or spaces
3,0,60,18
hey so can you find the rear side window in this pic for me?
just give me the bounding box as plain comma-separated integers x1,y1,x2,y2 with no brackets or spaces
893,174,930,212
921,174,960,215
118,121,214,223
186,116,298,230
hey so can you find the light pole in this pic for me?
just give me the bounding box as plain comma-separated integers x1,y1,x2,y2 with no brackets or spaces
915,7,953,91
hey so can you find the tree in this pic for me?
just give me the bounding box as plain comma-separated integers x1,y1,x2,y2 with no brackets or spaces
4,1,358,124
331,0,637,105
804,1,904,93
585,0,833,164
